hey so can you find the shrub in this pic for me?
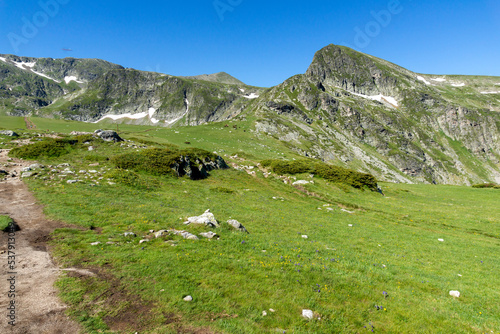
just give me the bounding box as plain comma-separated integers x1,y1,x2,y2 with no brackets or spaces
9,138,74,159
261,158,378,191
472,183,500,189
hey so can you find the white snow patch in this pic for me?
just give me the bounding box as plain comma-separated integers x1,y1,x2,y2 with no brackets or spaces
149,108,160,124
244,93,259,99
431,78,446,82
352,92,399,107
95,112,149,123
239,88,245,92
0,57,6,63
32,70,60,82
64,76,84,84
451,83,465,87
417,76,432,85
13,60,36,70
480,91,500,94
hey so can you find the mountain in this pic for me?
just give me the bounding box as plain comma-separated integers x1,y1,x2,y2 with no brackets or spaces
183,72,246,85
1,45,499,185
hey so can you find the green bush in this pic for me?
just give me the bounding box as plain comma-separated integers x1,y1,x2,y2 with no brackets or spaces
0,215,13,231
472,183,500,189
261,158,378,191
111,147,222,179
9,138,74,159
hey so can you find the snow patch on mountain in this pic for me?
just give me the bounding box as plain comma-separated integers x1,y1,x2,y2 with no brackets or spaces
64,76,84,84
149,108,159,124
417,76,432,85
431,78,446,82
451,83,465,87
481,91,500,94
352,92,399,107
244,93,259,99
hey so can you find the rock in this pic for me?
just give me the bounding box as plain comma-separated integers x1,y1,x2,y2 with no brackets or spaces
269,308,275,313
94,130,123,142
199,231,219,239
302,309,314,320
90,242,101,246
58,163,70,167
139,239,149,244
449,290,460,298
341,209,354,214
438,239,444,242
28,163,44,170
226,219,248,233
67,180,78,184
293,180,311,185
168,229,200,240
184,209,219,227
183,295,193,302
262,311,267,316
123,232,136,237
0,130,19,137
0,170,8,176
21,172,34,178
154,230,168,238
88,146,94,151
301,235,308,239
22,167,32,172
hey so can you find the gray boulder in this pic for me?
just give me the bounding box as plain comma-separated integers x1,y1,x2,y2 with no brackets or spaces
199,231,219,239
227,219,248,233
184,209,219,227
0,130,19,137
94,129,123,142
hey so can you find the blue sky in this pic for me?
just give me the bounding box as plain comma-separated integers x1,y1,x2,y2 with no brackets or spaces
1,0,499,87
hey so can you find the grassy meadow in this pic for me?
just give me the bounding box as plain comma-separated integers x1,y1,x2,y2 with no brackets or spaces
1,116,499,333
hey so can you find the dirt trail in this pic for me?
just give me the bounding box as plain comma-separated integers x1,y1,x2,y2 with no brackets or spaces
0,150,83,334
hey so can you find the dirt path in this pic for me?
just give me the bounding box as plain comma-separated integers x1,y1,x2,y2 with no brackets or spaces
0,150,83,334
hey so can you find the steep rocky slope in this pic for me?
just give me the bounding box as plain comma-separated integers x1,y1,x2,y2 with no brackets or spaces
247,45,500,185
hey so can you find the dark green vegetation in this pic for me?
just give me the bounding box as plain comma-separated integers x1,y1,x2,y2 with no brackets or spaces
472,183,500,189
261,159,378,190
3,116,499,333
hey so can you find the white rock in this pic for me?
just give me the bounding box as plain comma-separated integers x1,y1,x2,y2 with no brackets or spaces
183,295,193,301
301,235,308,239
123,232,136,237
262,311,267,316
184,209,219,227
449,290,460,298
302,309,314,320
348,224,353,227
269,308,275,313
199,231,219,239
139,239,149,244
292,180,310,185
90,242,101,246
438,239,444,242
154,230,168,238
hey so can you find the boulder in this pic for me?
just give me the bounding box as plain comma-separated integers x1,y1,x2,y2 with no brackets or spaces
168,229,199,240
184,209,219,227
293,180,311,185
199,231,219,239
94,129,123,142
183,295,193,302
123,232,136,237
449,290,460,298
154,230,168,238
226,219,248,233
302,309,314,320
0,130,19,137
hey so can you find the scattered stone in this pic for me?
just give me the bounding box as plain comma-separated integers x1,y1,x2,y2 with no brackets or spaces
341,209,354,214
184,209,219,227
0,130,19,137
262,311,267,316
106,241,115,245
79,170,87,174
58,163,70,167
0,170,7,176
183,295,193,302
139,239,149,244
348,224,353,227
21,167,32,172
90,242,101,246
449,290,460,298
21,172,34,178
94,129,123,142
293,180,312,185
89,170,98,174
154,230,168,238
168,229,199,240
124,232,136,237
438,239,444,242
199,231,219,239
88,146,94,151
28,163,44,170
67,180,78,184
301,235,308,239
269,308,275,313
226,219,248,233
302,309,314,320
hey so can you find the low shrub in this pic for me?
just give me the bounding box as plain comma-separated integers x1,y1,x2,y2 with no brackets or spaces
472,183,500,189
262,158,378,191
9,138,74,159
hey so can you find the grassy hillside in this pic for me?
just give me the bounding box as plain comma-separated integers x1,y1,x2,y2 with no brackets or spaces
2,116,498,333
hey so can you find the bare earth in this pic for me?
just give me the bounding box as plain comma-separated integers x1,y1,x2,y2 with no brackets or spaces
0,150,83,334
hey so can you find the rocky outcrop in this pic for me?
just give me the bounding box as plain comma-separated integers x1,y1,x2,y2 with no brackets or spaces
94,129,123,142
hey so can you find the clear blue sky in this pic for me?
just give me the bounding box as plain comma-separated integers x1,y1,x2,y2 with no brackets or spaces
1,0,499,87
